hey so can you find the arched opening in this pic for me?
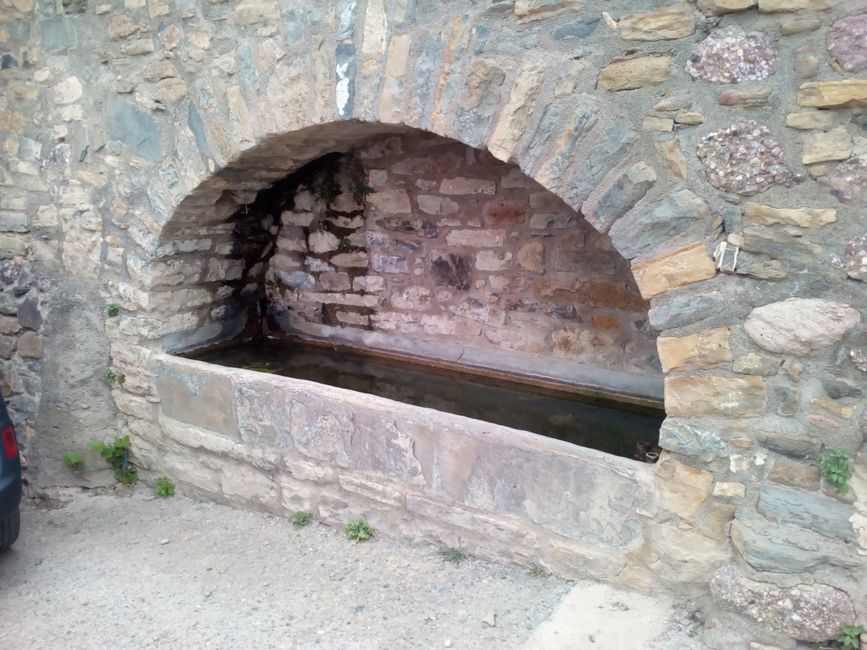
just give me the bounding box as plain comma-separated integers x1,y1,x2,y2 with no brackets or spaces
144,124,663,461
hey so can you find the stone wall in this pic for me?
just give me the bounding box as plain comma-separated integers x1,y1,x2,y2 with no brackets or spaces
262,132,659,394
1,0,866,645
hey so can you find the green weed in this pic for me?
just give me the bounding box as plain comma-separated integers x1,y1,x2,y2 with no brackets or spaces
345,516,375,542
89,436,137,485
155,476,175,498
820,449,854,494
291,511,312,528
63,452,85,472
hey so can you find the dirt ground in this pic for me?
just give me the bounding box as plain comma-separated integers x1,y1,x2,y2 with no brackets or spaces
0,488,713,650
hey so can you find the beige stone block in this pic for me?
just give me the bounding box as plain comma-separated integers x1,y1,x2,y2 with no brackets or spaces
631,242,716,299
654,139,687,180
655,456,714,518
642,116,674,132
758,0,837,10
797,80,867,108
802,126,852,164
810,398,854,419
367,189,411,213
665,376,767,417
514,0,581,20
488,59,546,162
713,482,746,498
597,54,672,91
618,4,695,41
702,0,756,12
743,203,836,228
674,111,704,125
233,0,280,25
657,326,732,373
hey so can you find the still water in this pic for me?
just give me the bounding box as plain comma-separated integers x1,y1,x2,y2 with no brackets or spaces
189,339,663,461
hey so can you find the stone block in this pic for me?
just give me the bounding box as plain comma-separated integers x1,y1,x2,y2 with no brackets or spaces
744,298,860,356
417,195,458,216
732,353,780,376
657,326,732,372
797,80,867,108
609,189,711,260
156,360,239,439
482,199,526,225
475,250,512,271
445,229,505,248
16,331,42,358
618,5,695,41
710,563,855,642
367,189,411,214
743,203,836,228
597,54,672,91
654,139,687,180
665,376,766,417
655,456,714,518
582,162,656,233
802,126,852,165
439,177,496,195
517,241,544,273
233,0,280,25
658,418,727,456
631,242,716,299
758,484,855,541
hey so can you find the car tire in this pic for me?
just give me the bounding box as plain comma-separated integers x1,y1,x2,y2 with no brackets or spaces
0,506,20,551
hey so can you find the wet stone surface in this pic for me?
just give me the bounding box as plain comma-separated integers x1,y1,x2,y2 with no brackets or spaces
828,13,867,73
687,25,778,84
697,121,795,195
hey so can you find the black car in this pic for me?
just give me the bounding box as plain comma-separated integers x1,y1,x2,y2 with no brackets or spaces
0,395,21,551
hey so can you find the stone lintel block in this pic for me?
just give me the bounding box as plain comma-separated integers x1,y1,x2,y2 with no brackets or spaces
631,242,716,299
657,326,732,373
665,376,767,417
156,358,239,438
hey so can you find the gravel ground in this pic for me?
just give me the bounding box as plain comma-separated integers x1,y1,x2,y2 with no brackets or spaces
0,489,571,650
0,488,716,650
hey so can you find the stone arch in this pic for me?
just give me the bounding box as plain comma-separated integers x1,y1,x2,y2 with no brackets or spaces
8,1,856,639
105,6,736,597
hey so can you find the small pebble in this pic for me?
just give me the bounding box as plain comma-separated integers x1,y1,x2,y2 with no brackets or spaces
160,538,169,545
444,640,453,648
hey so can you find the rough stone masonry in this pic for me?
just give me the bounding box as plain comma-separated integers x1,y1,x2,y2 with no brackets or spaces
0,0,865,646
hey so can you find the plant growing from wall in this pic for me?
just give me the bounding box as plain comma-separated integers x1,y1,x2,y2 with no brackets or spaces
836,623,864,650
89,436,137,485
155,477,175,498
106,303,120,317
291,511,312,527
104,369,125,385
339,236,352,252
345,516,375,542
820,449,854,494
62,452,85,472
315,175,341,204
